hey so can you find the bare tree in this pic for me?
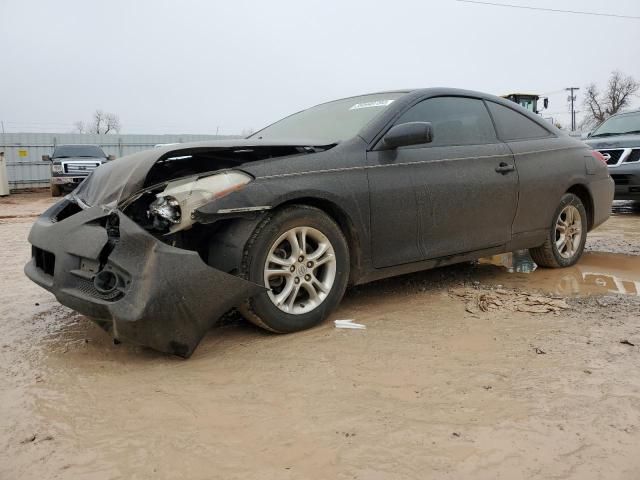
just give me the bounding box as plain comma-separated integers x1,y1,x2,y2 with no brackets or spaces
72,120,86,133
582,71,639,129
91,110,104,134
103,112,121,134
83,110,122,134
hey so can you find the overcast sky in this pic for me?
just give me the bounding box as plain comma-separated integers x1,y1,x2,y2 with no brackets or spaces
1,0,639,134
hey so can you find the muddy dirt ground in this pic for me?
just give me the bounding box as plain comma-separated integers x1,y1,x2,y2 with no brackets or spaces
1,191,640,480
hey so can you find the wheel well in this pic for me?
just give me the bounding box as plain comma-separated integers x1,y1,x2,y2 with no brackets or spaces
567,184,594,230
277,197,362,283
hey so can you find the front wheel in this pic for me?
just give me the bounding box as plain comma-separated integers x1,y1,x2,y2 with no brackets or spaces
240,205,350,333
50,183,62,197
529,193,587,268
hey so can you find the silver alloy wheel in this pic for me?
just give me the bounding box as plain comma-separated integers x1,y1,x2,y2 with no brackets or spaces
555,205,582,259
264,226,337,315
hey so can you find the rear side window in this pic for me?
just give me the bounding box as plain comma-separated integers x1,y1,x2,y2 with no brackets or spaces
395,96,497,146
486,101,552,141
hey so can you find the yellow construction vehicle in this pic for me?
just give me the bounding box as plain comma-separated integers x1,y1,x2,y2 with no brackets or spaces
502,93,549,115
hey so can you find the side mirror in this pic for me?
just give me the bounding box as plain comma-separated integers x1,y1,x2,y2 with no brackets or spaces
543,98,549,109
382,122,433,149
107,154,116,161
42,155,51,162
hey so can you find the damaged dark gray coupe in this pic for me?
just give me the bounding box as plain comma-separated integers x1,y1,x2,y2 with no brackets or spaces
25,88,614,357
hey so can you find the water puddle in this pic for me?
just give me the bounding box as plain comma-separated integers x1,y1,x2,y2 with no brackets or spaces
478,251,640,297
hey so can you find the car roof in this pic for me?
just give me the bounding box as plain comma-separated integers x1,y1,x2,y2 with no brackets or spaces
55,144,103,147
313,87,513,108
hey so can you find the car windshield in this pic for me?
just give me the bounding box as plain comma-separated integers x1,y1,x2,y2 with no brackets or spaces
249,92,407,143
52,145,106,158
591,112,640,137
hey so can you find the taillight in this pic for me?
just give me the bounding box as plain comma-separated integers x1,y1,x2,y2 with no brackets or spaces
591,150,607,165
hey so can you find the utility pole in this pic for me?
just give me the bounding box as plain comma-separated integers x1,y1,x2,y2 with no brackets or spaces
565,87,580,131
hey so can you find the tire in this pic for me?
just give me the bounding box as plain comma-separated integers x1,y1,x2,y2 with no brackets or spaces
240,205,349,333
529,193,587,268
50,183,62,197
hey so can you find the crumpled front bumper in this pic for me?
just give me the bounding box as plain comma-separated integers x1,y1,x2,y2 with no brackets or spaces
24,199,265,357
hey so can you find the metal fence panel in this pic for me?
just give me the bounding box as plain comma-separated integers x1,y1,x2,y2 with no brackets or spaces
0,132,240,189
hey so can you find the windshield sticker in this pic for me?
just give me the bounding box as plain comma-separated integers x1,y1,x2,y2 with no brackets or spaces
349,99,395,110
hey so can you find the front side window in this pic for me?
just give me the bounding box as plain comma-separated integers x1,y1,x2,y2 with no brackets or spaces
394,96,497,147
485,101,551,141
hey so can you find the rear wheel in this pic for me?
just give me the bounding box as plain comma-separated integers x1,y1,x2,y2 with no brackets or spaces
240,205,349,333
529,193,587,268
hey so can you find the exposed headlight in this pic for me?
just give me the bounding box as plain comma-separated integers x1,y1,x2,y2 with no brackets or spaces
148,195,181,227
149,171,252,233
51,163,63,173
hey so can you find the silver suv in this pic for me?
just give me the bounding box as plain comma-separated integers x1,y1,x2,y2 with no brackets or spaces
43,145,114,196
585,110,640,200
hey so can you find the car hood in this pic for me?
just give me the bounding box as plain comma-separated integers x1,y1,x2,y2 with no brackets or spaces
72,138,332,207
585,133,640,149
53,156,106,162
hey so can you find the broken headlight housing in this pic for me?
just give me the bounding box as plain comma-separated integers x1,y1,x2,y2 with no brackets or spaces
147,170,252,233
148,195,182,230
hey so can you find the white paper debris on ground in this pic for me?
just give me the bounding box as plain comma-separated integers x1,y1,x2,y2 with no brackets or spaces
334,319,366,330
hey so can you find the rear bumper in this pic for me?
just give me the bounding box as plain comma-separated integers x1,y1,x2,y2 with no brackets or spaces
589,176,615,230
24,199,264,357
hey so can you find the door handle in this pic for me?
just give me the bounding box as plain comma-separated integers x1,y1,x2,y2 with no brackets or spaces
495,162,515,174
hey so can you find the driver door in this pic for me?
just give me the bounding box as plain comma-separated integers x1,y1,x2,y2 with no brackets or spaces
367,96,519,268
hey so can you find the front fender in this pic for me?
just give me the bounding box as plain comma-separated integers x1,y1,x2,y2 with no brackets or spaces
192,181,343,221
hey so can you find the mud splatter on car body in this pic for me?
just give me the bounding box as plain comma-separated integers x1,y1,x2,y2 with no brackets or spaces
23,88,614,356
